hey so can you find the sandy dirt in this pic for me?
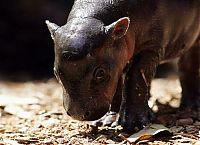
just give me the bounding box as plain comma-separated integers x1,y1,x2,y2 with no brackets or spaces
0,76,199,145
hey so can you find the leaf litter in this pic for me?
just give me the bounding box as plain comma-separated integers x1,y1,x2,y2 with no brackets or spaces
0,77,199,145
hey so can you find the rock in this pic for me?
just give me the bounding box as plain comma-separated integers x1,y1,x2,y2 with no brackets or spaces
176,118,194,126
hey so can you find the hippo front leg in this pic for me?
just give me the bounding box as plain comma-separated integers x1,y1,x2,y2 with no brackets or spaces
120,51,159,132
92,77,123,126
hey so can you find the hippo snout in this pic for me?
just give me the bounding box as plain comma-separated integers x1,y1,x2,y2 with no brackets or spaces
66,110,91,120
66,106,108,121
63,95,110,121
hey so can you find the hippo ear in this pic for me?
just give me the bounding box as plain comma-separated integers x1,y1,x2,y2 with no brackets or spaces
45,20,60,40
105,17,130,40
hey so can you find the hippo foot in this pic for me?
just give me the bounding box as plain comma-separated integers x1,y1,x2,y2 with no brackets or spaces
92,111,119,127
119,106,155,133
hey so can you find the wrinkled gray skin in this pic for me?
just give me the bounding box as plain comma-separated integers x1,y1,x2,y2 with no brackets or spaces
47,0,200,132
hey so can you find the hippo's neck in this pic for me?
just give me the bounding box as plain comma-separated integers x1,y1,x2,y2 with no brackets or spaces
67,0,129,25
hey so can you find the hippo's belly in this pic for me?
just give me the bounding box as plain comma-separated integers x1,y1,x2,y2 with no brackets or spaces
162,7,200,60
164,35,199,60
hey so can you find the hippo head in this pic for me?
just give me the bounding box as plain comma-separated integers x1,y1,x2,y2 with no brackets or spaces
46,17,130,121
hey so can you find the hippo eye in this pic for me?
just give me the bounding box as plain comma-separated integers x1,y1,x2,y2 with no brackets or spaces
93,67,110,83
95,68,105,79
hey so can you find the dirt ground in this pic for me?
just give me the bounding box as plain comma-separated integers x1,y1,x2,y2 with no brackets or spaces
0,75,199,145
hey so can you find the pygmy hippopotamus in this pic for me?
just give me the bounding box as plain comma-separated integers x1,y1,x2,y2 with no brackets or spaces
46,0,200,132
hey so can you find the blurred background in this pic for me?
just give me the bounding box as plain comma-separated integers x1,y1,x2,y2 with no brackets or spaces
0,0,178,81
0,0,74,79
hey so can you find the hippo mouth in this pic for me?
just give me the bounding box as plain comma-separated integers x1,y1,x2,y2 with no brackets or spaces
82,106,109,121
63,94,111,121
66,104,110,121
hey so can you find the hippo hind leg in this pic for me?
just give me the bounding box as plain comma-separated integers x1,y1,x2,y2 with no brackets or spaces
179,38,200,109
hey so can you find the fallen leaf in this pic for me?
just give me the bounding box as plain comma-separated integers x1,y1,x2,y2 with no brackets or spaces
122,124,172,144
0,128,5,134
4,105,34,119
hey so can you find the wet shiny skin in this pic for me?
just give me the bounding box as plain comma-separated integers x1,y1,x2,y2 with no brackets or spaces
47,0,200,132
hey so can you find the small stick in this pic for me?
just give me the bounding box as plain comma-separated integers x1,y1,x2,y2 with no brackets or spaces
140,69,149,87
118,133,134,145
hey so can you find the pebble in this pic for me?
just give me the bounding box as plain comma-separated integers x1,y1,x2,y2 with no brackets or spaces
170,126,184,133
176,118,193,126
1,78,199,145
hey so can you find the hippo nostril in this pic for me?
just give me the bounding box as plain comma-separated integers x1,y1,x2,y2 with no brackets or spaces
84,111,91,118
67,111,71,117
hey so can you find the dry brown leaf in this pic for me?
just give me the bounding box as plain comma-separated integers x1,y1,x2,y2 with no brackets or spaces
0,129,5,134
122,124,172,144
0,77,199,145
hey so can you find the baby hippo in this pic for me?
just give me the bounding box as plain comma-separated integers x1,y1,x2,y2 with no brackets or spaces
46,0,200,132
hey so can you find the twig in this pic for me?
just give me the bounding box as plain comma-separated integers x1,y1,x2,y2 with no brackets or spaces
118,133,134,145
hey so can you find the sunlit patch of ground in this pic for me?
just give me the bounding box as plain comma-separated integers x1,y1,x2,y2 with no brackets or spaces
0,76,199,144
